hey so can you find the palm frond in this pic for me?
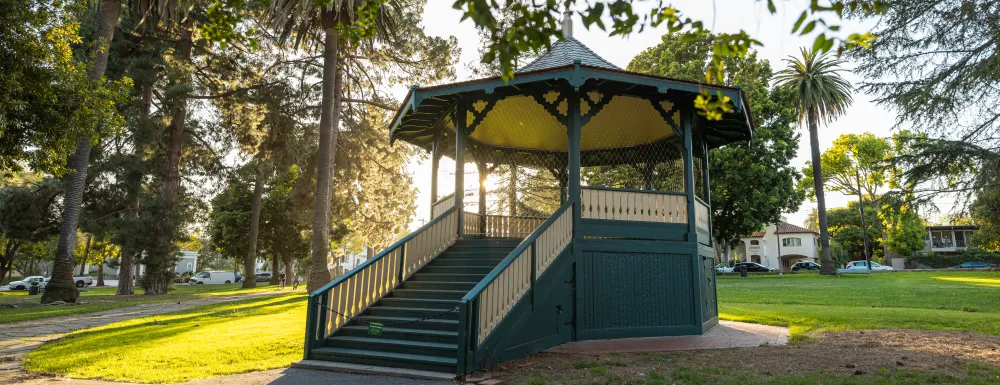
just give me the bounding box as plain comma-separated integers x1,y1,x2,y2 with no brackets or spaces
773,47,854,126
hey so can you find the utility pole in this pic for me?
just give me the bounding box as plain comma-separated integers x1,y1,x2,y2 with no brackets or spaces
856,168,872,276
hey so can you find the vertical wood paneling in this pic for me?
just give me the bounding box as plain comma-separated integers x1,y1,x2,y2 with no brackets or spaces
579,251,695,331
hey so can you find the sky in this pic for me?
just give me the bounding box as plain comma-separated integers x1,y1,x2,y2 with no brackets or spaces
398,0,954,230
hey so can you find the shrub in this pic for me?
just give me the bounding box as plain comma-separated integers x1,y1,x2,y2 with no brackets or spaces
906,249,1000,268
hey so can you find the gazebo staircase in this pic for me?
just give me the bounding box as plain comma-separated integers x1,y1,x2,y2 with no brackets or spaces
308,238,521,373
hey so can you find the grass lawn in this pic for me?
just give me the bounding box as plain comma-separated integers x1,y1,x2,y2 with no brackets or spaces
23,292,306,383
21,271,1000,384
0,283,286,324
716,271,1000,339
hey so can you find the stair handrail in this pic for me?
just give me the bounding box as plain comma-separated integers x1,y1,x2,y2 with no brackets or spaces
304,207,460,357
458,200,575,351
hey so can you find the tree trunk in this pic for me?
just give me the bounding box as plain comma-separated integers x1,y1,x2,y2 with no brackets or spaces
79,234,92,276
508,164,517,216
42,0,121,304
809,110,835,275
117,248,135,295
243,162,265,289
97,259,105,287
0,242,21,283
282,253,293,287
477,161,488,234
145,19,194,295
269,255,279,285
307,24,343,293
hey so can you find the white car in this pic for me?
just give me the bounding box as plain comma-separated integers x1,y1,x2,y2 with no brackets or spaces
8,276,47,290
715,263,734,273
838,260,894,274
188,271,237,284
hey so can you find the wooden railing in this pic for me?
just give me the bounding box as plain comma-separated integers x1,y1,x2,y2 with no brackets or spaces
462,212,547,238
695,197,710,233
581,187,687,224
460,201,574,348
431,193,455,219
304,207,459,356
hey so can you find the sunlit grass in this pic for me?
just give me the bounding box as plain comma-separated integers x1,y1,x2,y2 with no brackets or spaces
0,284,296,324
23,293,306,383
718,271,1000,339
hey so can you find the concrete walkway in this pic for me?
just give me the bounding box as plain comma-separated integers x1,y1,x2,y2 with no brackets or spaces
549,320,789,354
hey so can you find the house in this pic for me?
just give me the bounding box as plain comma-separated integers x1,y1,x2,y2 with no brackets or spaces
737,219,820,272
919,225,978,255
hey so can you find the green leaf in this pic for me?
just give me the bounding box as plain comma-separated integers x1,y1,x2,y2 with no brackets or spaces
801,20,817,35
767,0,776,14
792,11,808,33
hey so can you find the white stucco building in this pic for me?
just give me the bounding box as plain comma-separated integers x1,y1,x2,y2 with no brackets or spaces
736,219,820,272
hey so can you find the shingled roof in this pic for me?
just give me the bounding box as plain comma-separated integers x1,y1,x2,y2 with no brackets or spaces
517,37,621,73
749,221,818,237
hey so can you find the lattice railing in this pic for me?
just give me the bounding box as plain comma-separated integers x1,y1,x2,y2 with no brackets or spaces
305,208,459,354
462,201,574,347
581,187,687,223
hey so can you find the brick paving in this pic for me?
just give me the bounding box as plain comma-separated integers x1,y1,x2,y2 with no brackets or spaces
548,320,789,354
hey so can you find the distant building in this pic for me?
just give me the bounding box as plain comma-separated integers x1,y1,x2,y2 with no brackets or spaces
736,219,820,272
919,225,979,255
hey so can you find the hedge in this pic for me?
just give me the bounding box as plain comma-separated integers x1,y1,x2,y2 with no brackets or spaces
906,250,1000,269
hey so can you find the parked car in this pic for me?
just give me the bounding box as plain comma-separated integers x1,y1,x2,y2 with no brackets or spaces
714,264,734,273
254,272,272,282
8,276,46,290
948,261,997,269
839,260,894,274
733,262,777,273
791,261,821,271
188,271,237,284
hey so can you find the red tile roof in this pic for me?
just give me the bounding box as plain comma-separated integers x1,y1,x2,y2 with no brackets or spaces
747,221,818,238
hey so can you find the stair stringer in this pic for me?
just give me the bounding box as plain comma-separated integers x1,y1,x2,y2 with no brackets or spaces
464,246,575,373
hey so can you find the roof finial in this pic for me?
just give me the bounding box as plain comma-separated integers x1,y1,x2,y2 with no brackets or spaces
562,9,573,39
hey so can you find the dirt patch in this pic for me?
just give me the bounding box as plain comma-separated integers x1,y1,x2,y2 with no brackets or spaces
480,329,1000,384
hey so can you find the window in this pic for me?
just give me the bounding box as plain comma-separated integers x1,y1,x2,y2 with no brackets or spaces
750,240,760,246
931,231,954,248
956,231,966,248
782,237,802,247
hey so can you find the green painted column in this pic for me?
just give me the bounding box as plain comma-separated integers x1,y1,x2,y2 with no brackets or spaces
682,110,697,236
431,131,440,209
455,103,466,237
701,138,713,243
567,89,582,228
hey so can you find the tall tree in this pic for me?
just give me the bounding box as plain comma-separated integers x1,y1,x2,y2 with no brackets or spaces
773,48,854,275
0,179,62,280
43,0,127,303
626,31,804,260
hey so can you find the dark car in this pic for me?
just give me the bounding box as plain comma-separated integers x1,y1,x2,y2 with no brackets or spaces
254,272,272,282
791,261,821,271
948,261,997,269
733,262,777,273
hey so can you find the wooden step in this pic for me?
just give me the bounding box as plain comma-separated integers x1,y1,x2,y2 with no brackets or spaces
407,273,487,282
377,297,460,308
311,347,456,373
418,266,494,275
350,315,458,331
402,280,477,291
338,325,458,344
390,289,467,300
425,259,504,267
325,336,457,358
364,306,459,321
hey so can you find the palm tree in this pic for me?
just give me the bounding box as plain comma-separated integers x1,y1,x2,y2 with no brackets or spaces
42,0,122,304
267,0,398,292
773,48,853,276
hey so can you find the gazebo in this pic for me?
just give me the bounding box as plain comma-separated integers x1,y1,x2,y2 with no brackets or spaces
302,22,753,376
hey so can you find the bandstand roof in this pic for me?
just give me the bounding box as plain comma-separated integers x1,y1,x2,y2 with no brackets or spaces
389,37,754,165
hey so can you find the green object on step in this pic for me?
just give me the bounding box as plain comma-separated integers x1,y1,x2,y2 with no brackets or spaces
368,322,384,336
